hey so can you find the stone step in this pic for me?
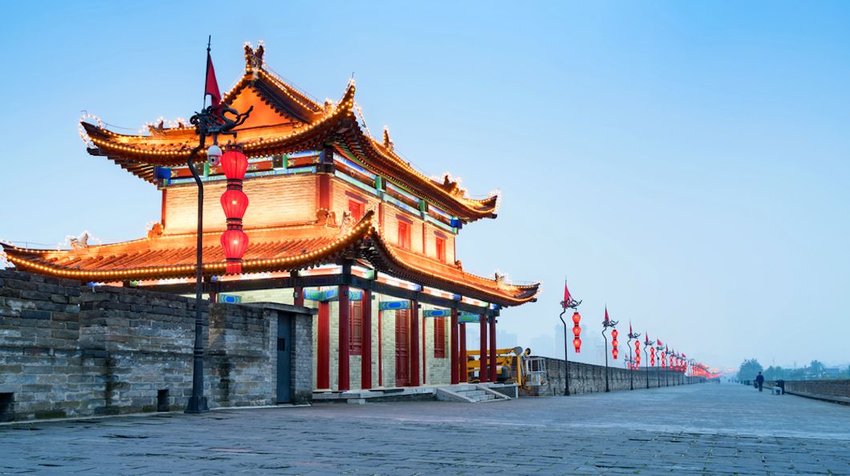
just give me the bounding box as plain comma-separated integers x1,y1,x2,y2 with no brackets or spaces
456,390,486,398
452,385,477,392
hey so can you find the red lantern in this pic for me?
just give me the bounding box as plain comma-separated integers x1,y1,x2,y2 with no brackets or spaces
221,229,249,274
220,189,249,221
611,329,619,360
219,147,250,274
571,312,581,353
220,149,249,181
650,347,656,366
634,340,641,368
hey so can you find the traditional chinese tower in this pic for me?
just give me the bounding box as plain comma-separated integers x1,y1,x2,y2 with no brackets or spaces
2,44,539,392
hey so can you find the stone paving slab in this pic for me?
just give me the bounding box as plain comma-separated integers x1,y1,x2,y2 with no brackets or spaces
1,383,849,474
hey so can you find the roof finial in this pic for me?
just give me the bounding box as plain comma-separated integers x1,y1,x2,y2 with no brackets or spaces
244,41,265,73
382,126,394,151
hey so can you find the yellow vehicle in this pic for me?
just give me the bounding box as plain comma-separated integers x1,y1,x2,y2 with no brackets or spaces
466,346,544,388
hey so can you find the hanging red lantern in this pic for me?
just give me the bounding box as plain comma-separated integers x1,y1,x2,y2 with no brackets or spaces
611,329,619,360
220,189,249,221
634,340,641,368
219,146,250,274
571,312,581,353
221,229,249,274
220,149,249,181
650,347,656,366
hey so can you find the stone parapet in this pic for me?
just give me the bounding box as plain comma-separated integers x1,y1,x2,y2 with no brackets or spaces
0,269,312,422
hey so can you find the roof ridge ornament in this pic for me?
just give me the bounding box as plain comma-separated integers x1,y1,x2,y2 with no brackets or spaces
382,126,394,151
244,41,265,77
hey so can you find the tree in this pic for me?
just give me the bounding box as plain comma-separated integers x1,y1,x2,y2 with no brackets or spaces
737,358,763,381
764,366,784,381
807,360,825,379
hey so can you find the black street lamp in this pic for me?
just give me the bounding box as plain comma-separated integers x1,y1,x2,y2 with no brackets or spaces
643,336,654,389
558,281,581,396
627,327,640,391
602,309,618,393
185,40,252,414
654,342,665,388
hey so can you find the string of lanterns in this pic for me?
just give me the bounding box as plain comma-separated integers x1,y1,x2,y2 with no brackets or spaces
216,146,250,274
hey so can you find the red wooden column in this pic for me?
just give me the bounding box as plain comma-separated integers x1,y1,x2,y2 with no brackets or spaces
489,315,497,382
361,289,372,389
410,299,420,386
479,314,489,382
377,309,383,387
422,315,427,385
291,271,304,307
459,323,468,382
338,284,350,391
450,308,459,384
317,302,330,389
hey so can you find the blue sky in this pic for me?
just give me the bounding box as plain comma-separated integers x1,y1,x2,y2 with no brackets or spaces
2,1,849,371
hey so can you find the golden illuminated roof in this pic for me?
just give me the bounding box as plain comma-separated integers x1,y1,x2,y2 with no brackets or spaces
81,43,498,223
2,212,538,307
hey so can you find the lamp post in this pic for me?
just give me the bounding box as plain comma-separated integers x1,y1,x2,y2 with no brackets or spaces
602,307,618,393
627,324,640,391
558,280,581,396
185,40,252,414
643,335,654,389
655,341,664,388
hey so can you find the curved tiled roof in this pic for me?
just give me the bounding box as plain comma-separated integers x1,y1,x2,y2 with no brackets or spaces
80,45,499,223
2,212,538,307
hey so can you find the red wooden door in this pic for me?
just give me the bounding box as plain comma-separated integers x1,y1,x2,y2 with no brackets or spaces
395,309,410,387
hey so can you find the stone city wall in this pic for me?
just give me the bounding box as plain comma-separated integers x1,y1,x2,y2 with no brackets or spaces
0,269,312,422
527,356,704,396
779,379,850,404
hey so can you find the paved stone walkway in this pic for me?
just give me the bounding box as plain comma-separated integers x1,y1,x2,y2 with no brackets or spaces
1,383,849,474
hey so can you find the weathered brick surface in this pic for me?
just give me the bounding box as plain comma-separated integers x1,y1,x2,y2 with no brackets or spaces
0,269,313,422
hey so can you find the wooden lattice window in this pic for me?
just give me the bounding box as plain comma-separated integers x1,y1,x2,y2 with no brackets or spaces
433,317,446,358
350,300,363,355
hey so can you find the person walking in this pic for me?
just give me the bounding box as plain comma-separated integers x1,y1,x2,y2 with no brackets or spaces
755,371,765,392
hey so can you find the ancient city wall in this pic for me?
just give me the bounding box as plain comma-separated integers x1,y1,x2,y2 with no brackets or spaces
0,269,312,422
780,379,850,404
529,356,704,396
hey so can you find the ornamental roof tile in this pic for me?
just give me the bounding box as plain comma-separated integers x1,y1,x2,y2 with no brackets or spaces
2,212,538,307
80,45,498,223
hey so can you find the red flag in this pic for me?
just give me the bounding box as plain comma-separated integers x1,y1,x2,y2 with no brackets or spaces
205,50,221,107
657,339,663,347
562,280,571,307
629,322,633,335
604,306,609,325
